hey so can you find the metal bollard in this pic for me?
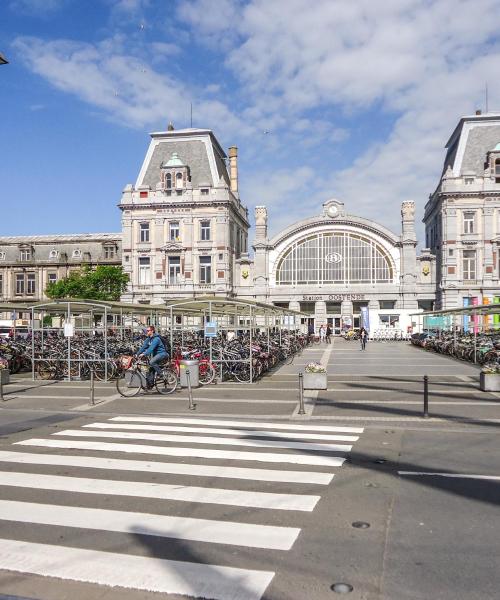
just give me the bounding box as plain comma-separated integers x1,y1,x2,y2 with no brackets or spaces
0,378,4,402
298,372,305,415
89,368,95,407
186,369,196,411
423,374,429,418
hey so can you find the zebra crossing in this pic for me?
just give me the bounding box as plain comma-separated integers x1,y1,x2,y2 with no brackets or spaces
0,415,364,600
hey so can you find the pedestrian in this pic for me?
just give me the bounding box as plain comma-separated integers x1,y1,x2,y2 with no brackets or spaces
360,327,368,350
307,322,315,343
319,324,326,343
326,324,332,344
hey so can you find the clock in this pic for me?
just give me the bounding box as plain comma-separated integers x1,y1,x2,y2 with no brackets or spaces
327,205,339,218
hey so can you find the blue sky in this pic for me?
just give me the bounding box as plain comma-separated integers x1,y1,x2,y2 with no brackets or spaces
1,0,500,243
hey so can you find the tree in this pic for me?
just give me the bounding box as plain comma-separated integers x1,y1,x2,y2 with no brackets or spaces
46,266,129,301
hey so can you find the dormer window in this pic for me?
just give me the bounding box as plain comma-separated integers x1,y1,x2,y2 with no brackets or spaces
0,252,5,261
165,173,172,189
495,158,500,183
103,245,116,259
176,172,184,189
19,248,32,261
49,249,58,259
72,249,82,259
160,152,190,193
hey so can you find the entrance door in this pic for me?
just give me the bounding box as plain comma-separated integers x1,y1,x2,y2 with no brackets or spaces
328,316,342,335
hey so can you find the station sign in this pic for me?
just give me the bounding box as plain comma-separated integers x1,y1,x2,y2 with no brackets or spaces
204,321,217,338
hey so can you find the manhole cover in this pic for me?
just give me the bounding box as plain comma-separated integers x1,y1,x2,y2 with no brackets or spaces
331,583,353,593
352,521,370,529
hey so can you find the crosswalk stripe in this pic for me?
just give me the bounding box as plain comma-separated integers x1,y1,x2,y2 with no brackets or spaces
16,438,346,466
0,451,334,484
110,416,364,433
85,422,360,442
0,538,274,600
57,429,353,453
0,500,300,550
0,471,320,511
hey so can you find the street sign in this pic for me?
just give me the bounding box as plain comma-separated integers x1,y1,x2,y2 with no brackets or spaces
204,321,217,338
64,323,74,337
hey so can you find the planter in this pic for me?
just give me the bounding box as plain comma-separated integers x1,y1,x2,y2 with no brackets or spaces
303,372,327,390
0,370,9,385
480,372,500,392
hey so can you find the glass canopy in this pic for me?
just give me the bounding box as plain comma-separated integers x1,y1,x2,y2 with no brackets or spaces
276,231,394,285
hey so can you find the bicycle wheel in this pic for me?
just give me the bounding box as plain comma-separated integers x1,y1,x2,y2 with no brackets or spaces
155,367,178,395
199,361,216,385
233,363,251,383
116,370,142,397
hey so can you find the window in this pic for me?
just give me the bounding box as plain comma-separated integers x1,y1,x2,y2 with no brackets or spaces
138,257,151,285
463,250,476,280
165,173,172,189
0,251,5,260
48,273,57,285
448,248,454,257
0,273,3,296
19,248,31,261
169,222,180,241
465,177,474,185
496,158,500,183
276,232,393,285
379,314,400,328
104,245,115,259
201,188,209,195
16,274,24,295
139,223,150,243
199,256,212,283
27,273,35,295
72,249,82,259
200,220,211,241
463,212,475,234
169,256,181,284
379,300,396,310
176,172,184,189
49,249,58,259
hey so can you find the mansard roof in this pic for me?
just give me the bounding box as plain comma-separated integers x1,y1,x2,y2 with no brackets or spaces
136,128,230,190
442,113,500,176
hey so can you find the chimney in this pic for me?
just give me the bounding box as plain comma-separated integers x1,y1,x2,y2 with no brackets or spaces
255,206,268,241
228,146,238,193
475,110,482,116
167,121,175,131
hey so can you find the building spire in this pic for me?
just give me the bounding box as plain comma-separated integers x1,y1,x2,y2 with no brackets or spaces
167,121,174,131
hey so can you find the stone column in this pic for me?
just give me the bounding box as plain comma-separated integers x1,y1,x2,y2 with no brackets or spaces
253,206,269,296
315,301,326,327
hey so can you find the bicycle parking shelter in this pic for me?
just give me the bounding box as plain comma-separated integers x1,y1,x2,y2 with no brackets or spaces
411,303,500,363
0,297,306,382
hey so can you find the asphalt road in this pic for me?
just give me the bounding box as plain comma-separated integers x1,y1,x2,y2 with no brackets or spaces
0,341,498,600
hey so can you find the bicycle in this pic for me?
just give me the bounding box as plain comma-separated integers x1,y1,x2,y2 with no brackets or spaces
116,355,178,397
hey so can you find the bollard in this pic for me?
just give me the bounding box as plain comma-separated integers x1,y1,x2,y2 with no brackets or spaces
423,374,429,418
0,378,4,402
298,372,305,415
89,368,95,407
186,369,196,411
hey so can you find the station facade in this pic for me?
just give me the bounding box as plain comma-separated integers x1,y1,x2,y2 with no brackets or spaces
235,200,436,333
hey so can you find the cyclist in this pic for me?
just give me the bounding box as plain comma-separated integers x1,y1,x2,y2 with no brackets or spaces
137,325,169,389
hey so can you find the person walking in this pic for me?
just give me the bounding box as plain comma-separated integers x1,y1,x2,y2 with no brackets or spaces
359,327,368,351
319,324,326,343
137,325,169,389
307,322,315,343
326,324,332,344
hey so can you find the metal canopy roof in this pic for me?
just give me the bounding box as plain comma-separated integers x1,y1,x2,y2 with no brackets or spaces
1,297,306,318
410,303,500,317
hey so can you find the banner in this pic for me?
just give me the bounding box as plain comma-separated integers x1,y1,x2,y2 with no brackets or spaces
360,306,370,331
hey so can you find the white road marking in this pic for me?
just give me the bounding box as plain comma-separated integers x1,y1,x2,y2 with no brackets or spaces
398,471,500,481
110,416,364,433
84,422,359,442
0,538,274,600
0,471,320,512
55,429,353,453
16,438,347,466
0,500,300,550
0,451,334,484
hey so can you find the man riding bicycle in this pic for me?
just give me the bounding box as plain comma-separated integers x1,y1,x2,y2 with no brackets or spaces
136,326,169,389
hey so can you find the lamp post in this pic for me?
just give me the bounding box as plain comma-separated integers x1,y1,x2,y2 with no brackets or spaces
0,53,8,65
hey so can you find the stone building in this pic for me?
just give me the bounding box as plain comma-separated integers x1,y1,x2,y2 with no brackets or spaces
235,199,436,333
0,233,121,316
424,112,500,311
119,125,250,303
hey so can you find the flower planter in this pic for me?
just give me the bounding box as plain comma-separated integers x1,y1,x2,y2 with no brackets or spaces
0,370,9,385
480,372,500,392
303,372,327,390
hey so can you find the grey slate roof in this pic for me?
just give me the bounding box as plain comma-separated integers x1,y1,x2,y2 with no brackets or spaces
460,124,500,175
141,139,230,189
0,233,121,243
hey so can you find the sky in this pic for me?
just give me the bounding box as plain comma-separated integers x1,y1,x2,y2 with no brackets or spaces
1,0,500,245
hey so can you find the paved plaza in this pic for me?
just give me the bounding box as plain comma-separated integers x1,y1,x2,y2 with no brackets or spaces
0,340,498,600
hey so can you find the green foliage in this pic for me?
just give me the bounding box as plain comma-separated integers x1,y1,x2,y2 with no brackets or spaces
46,266,128,301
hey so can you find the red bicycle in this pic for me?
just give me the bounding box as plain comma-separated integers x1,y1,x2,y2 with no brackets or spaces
171,348,217,385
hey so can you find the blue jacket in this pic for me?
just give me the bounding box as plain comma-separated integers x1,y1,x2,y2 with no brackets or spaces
138,334,167,357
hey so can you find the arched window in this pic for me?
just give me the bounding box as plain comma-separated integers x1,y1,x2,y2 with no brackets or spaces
165,173,172,189
176,172,184,189
276,231,394,285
